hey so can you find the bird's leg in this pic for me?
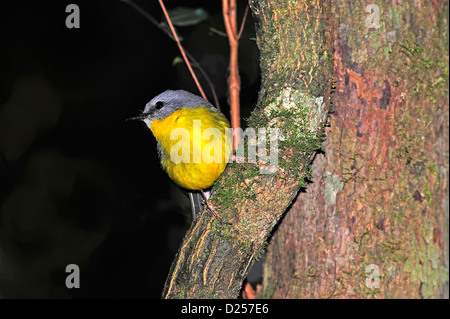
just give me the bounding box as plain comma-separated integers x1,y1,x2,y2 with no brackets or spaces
200,189,231,225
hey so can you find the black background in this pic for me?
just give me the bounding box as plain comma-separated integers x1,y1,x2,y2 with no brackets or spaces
0,0,259,298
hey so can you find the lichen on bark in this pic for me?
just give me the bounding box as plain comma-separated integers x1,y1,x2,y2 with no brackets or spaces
260,0,449,299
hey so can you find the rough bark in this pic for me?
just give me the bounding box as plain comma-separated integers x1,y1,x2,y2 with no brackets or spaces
260,0,449,298
162,0,332,298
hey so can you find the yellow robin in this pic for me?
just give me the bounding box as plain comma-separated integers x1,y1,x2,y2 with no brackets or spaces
129,90,232,221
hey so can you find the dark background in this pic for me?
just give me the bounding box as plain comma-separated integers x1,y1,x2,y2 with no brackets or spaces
0,0,259,298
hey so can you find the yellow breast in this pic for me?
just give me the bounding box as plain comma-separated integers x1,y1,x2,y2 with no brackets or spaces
150,107,231,190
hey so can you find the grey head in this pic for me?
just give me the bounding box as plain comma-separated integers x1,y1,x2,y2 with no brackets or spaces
128,90,216,127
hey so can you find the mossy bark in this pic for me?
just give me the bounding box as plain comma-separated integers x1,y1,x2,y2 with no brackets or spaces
162,0,332,299
260,0,449,298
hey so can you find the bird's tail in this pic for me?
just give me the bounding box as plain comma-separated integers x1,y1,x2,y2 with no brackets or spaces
188,190,210,220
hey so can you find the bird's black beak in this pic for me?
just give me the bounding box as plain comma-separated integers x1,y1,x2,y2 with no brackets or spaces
126,112,152,121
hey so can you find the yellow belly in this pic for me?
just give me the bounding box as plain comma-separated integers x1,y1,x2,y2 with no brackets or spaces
150,107,231,190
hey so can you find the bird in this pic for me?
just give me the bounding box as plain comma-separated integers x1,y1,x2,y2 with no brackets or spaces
128,90,232,222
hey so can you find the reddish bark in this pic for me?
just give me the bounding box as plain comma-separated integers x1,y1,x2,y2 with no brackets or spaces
261,0,448,298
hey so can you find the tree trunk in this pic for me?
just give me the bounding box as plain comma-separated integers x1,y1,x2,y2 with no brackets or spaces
162,0,332,298
260,0,449,298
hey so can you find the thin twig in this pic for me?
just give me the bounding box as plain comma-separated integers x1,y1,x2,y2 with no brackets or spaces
230,0,238,35
158,0,207,100
222,0,238,45
120,0,160,27
122,0,222,109
237,5,249,39
186,51,221,111
223,0,241,150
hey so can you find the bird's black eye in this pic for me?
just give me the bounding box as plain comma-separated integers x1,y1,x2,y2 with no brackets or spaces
155,101,165,110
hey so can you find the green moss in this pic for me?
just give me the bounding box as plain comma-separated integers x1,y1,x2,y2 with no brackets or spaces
423,186,433,204
214,163,260,207
427,162,439,178
254,0,328,98
245,88,328,177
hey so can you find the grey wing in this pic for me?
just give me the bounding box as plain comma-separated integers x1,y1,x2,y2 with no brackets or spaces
156,142,165,165
188,191,204,220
